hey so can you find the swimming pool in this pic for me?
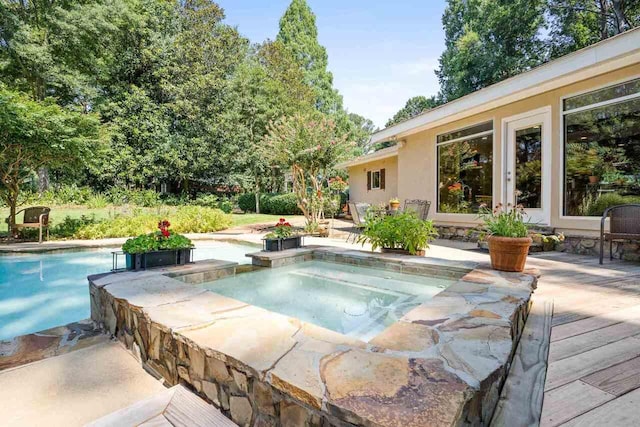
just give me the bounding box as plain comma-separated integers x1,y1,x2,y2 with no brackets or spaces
0,241,258,340
201,260,454,341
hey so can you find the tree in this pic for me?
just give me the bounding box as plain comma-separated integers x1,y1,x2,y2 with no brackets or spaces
276,0,343,114
386,96,441,127
264,112,354,224
345,113,377,154
547,0,640,58
0,88,101,236
436,0,547,102
224,40,314,212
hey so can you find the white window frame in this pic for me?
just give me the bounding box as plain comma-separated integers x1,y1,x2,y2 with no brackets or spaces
433,120,495,223
371,169,381,190
559,74,640,221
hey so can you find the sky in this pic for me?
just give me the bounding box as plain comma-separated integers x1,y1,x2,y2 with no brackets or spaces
216,0,448,128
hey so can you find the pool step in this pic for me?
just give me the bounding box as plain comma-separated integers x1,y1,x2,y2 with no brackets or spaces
86,384,237,427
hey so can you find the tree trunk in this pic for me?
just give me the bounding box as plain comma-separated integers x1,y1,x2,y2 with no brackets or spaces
611,0,632,33
8,194,18,238
255,182,261,214
599,0,610,40
37,167,50,193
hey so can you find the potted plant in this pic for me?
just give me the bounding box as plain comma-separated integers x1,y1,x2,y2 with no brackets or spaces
263,218,303,251
122,220,194,271
356,211,438,256
479,204,531,272
389,197,401,211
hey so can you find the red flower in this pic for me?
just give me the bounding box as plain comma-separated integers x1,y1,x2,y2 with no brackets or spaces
161,229,170,238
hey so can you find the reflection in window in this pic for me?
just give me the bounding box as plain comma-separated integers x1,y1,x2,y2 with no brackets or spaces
564,83,640,216
515,126,542,209
372,170,380,189
437,122,493,213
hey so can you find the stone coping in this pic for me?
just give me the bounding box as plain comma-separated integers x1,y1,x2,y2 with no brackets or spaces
90,247,537,427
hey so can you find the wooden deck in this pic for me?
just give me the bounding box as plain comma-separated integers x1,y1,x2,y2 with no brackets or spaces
526,252,640,427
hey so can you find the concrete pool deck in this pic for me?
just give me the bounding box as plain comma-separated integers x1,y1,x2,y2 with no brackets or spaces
0,339,166,427
89,246,537,426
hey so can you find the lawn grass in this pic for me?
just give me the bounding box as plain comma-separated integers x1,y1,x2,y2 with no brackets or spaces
0,205,303,234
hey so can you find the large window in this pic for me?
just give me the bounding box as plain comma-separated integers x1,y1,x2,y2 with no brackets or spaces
564,78,640,216
437,121,493,213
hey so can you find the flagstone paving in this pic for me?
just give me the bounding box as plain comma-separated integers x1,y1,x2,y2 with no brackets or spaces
90,246,537,426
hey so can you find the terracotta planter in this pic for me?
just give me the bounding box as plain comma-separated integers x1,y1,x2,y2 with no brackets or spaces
389,202,401,211
488,236,532,272
381,247,426,256
589,175,600,184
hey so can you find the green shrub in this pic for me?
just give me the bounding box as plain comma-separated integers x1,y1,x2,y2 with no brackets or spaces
50,215,99,239
238,192,300,215
105,187,161,207
86,194,108,208
238,193,257,212
263,193,301,215
171,206,232,233
122,231,193,254
587,193,640,216
356,212,438,254
192,193,235,213
45,185,94,205
74,206,231,239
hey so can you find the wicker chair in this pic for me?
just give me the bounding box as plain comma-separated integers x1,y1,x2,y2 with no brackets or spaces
403,199,431,220
6,206,51,243
600,204,640,264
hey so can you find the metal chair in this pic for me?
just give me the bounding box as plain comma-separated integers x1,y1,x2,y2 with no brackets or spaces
346,202,369,243
403,199,431,220
6,206,51,243
600,204,640,264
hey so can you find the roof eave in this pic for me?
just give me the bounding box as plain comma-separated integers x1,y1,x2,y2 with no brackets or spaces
370,27,640,144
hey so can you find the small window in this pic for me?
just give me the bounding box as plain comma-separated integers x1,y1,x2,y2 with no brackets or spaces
372,170,381,189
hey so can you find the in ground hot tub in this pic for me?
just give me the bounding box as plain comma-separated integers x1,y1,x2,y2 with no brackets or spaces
200,260,454,341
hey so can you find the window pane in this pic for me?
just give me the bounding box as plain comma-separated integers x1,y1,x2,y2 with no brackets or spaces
437,121,493,144
438,134,493,213
515,126,542,209
372,171,380,188
564,78,640,111
564,97,640,216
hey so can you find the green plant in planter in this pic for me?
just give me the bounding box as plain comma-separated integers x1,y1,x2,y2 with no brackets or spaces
356,211,438,255
265,218,294,239
122,219,193,254
478,204,530,237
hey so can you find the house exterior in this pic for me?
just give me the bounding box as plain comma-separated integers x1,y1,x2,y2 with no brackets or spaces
338,28,640,243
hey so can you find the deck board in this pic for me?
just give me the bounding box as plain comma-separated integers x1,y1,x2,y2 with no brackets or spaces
531,253,640,426
548,319,640,362
540,380,615,427
581,355,640,397
560,388,640,427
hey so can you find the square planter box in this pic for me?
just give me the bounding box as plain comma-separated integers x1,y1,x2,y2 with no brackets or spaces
263,236,303,252
125,248,192,271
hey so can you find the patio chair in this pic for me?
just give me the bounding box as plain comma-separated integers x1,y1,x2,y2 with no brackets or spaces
403,199,431,220
6,206,51,243
600,204,640,264
346,202,369,243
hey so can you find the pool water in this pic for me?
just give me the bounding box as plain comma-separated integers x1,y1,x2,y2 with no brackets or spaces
0,241,258,340
202,261,454,341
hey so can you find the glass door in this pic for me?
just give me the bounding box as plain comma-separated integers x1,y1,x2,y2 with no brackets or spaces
505,110,551,225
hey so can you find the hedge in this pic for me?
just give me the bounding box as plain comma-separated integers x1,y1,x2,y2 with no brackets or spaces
238,193,301,215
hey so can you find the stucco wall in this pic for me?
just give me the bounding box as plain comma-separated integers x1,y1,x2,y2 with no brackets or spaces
394,64,640,234
348,156,398,206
